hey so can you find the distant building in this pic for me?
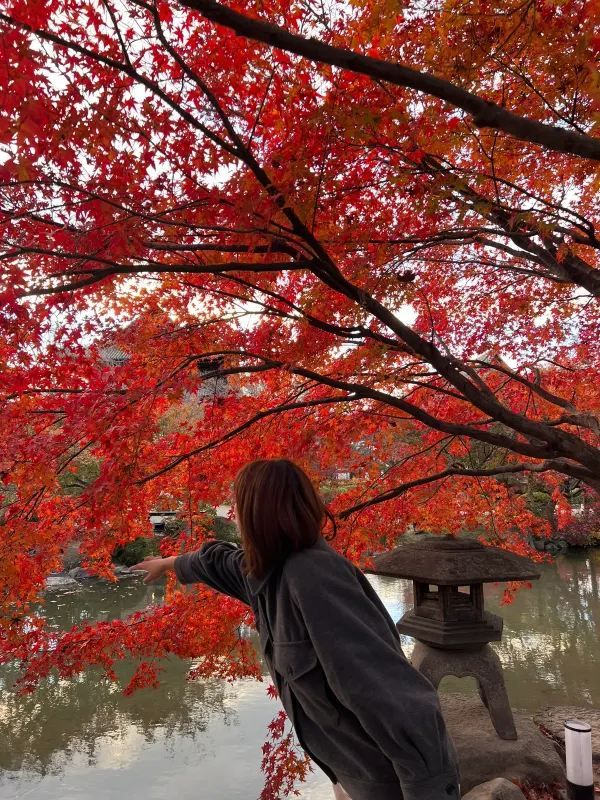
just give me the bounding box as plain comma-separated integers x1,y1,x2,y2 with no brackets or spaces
195,356,229,401
96,345,231,402
98,345,129,367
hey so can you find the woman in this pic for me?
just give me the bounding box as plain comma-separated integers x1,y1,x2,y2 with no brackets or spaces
134,459,461,800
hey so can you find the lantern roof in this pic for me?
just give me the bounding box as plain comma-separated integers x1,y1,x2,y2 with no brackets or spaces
366,535,541,585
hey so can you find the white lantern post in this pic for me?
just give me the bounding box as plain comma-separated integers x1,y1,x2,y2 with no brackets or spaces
565,719,594,800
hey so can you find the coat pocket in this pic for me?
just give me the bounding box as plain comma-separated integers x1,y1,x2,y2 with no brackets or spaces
272,639,318,681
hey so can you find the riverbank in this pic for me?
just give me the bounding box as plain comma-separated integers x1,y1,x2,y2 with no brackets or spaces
4,550,600,800
44,564,141,591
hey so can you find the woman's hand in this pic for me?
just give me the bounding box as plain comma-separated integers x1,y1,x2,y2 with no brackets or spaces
130,556,176,584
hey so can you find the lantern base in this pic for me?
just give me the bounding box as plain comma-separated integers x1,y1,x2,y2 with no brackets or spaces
411,641,518,740
397,608,503,649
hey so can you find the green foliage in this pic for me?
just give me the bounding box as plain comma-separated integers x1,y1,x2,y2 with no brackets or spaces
210,516,240,544
58,454,100,497
319,479,357,504
113,537,158,566
526,490,554,521
198,502,241,543
161,516,187,537
0,484,17,524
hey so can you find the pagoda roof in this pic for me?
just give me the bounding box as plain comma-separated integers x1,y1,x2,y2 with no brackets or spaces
366,535,541,585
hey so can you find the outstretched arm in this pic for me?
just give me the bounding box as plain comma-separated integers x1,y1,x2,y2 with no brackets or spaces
132,541,249,604
131,555,177,583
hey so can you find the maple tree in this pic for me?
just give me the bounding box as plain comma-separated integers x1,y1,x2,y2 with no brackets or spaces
1,0,599,795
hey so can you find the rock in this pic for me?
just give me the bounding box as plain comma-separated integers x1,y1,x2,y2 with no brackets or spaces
440,694,565,794
463,778,525,800
546,540,568,555
61,540,83,570
45,574,82,591
114,564,142,578
534,706,600,785
66,564,140,581
68,566,96,580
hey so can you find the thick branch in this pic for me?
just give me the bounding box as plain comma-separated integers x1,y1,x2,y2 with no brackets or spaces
149,350,564,460
179,0,600,162
12,254,312,297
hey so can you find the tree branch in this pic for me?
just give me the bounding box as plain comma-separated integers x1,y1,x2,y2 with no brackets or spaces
178,0,600,162
339,459,597,517
11,252,312,297
137,392,357,483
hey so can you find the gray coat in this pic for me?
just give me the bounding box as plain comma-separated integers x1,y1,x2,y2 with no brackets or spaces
174,538,460,800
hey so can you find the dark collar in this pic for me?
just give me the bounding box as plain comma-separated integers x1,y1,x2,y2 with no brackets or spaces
246,537,332,597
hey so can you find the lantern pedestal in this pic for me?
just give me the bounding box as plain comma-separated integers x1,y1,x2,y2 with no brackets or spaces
411,641,517,740
367,535,541,742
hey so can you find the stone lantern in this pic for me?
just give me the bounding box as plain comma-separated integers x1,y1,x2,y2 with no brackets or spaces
366,536,540,740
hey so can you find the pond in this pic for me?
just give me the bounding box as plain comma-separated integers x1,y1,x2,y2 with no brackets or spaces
2,550,600,800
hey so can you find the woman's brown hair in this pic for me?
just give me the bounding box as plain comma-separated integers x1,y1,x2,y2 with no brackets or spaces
233,459,335,579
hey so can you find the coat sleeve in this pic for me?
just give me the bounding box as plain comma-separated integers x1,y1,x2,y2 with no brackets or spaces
174,541,250,605
290,556,460,800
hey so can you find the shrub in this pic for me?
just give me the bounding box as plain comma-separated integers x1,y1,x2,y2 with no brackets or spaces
196,502,241,544
210,515,240,544
525,490,554,521
113,537,158,566
560,503,600,548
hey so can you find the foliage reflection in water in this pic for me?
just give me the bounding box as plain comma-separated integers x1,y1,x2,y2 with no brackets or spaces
1,550,599,799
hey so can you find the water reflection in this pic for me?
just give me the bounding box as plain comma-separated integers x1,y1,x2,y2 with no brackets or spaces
1,660,238,774
373,550,600,708
491,550,600,708
2,608,232,776
1,551,599,799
